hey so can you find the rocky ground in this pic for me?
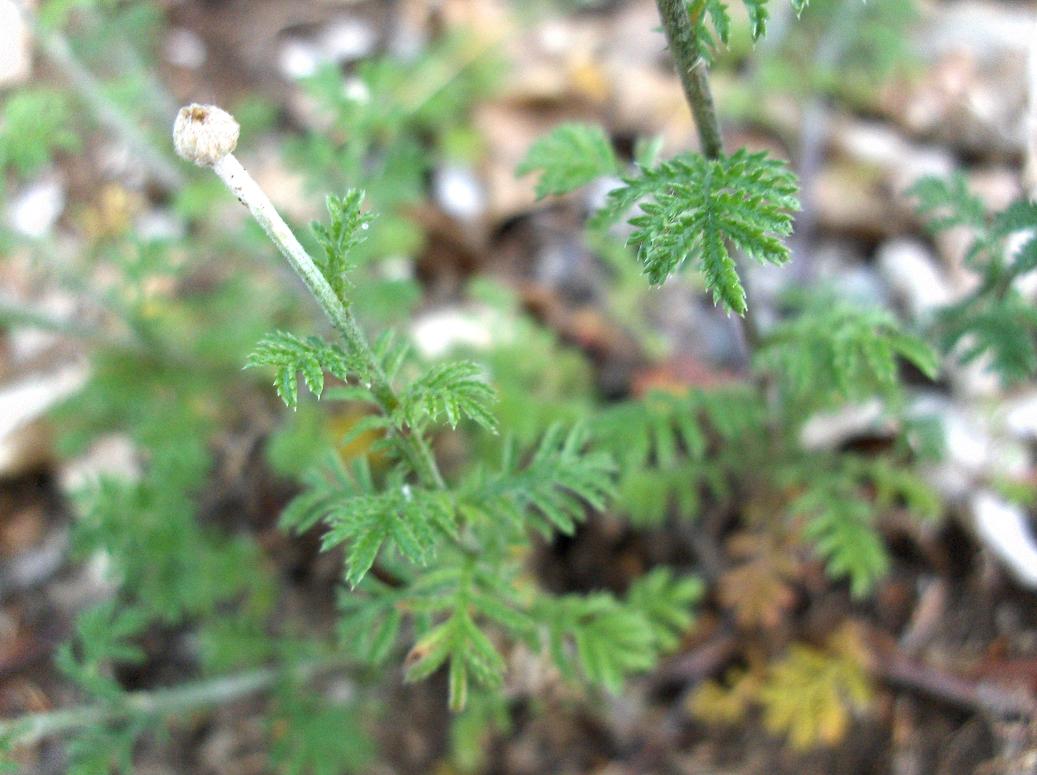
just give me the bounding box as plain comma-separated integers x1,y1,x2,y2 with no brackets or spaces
3,0,1037,773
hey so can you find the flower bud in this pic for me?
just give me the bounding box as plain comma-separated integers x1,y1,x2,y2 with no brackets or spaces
172,103,239,167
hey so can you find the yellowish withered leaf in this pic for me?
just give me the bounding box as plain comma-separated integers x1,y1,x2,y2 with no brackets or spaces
757,624,874,750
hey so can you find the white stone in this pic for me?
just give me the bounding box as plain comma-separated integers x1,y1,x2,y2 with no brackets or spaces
379,256,414,282
278,38,324,80
0,365,89,476
135,209,186,242
60,434,140,492
434,166,485,221
800,399,888,451
321,17,377,63
877,239,955,319
1002,391,1037,439
4,290,76,362
0,0,32,87
6,176,65,238
342,76,370,104
972,490,1037,589
916,2,1034,62
410,306,511,359
164,27,206,69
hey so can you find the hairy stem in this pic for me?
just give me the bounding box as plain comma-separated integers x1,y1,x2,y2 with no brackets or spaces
654,0,760,354
654,0,724,160
0,656,351,747
209,154,447,493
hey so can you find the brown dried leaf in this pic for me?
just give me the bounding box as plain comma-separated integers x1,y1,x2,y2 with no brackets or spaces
717,531,801,630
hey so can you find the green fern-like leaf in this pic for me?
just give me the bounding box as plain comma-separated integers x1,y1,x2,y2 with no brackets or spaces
592,149,799,314
397,360,498,432
625,568,703,652
310,189,374,304
271,685,375,775
742,0,771,39
591,387,764,524
940,293,1037,384
55,602,148,701
462,425,615,537
756,298,938,405
0,88,79,177
791,474,889,598
538,594,657,693
406,609,507,712
246,331,366,409
912,177,1037,383
403,566,515,713
516,122,619,198
287,456,455,588
909,173,987,233
689,0,812,54
336,580,404,665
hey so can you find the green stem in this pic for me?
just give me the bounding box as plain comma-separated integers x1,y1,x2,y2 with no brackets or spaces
14,0,184,191
654,0,761,355
0,656,351,747
209,154,451,498
654,0,724,160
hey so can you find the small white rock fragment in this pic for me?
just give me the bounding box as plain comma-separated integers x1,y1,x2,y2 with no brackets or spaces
1002,391,1037,439
342,76,371,104
0,365,89,477
4,290,76,362
6,176,66,238
321,17,377,63
800,399,888,451
411,306,511,359
135,209,186,242
278,38,324,80
972,491,1037,589
172,104,239,167
434,166,485,221
379,256,414,282
164,27,207,69
877,239,954,318
60,434,140,493
0,0,32,87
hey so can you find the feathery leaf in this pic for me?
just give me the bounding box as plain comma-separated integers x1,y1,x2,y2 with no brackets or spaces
593,149,799,314
517,122,619,198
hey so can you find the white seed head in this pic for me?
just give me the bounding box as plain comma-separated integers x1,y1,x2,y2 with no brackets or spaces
172,103,239,166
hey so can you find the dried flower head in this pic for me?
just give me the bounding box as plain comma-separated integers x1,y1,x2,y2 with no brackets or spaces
172,104,239,167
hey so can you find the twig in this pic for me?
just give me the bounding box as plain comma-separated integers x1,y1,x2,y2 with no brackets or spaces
13,0,184,191
0,655,352,747
878,650,1037,719
0,302,132,351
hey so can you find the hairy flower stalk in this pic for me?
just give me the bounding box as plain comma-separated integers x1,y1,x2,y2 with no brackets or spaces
172,103,446,491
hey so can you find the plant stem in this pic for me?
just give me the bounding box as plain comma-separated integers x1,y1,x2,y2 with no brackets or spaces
14,0,184,191
654,0,724,160
209,154,448,494
654,0,760,355
0,655,351,747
